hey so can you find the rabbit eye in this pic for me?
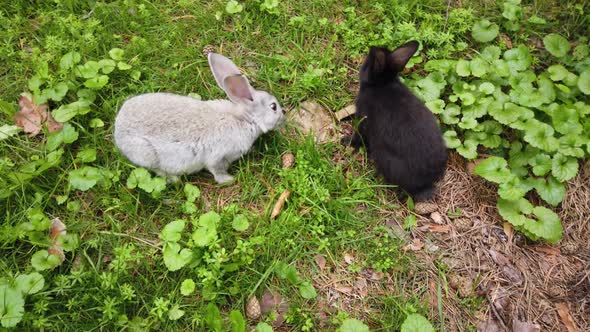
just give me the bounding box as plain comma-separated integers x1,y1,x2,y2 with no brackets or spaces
270,103,277,111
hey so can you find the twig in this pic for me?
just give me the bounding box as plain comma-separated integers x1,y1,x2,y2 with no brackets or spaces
98,231,161,250
486,294,509,331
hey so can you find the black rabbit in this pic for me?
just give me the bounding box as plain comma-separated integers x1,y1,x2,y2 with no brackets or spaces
346,41,448,201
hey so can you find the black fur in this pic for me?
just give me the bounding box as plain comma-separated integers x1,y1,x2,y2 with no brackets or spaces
349,41,448,201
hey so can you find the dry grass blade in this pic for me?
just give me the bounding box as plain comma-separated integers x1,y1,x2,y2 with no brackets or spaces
556,302,578,332
271,189,290,219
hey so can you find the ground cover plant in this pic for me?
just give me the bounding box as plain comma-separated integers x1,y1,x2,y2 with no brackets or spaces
1,0,589,331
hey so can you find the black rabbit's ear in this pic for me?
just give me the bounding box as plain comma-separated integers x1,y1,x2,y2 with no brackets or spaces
360,47,388,82
389,40,420,73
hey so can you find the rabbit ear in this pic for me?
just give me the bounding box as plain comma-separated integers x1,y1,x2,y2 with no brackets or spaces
208,53,243,90
389,40,419,72
361,47,388,82
223,74,254,103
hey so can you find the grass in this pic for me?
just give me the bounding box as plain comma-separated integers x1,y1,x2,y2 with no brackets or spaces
1,0,589,331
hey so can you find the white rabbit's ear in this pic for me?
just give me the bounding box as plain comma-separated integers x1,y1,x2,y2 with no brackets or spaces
223,74,254,103
208,53,243,90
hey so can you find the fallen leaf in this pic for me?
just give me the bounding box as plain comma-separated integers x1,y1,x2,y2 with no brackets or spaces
315,254,326,271
282,152,295,168
500,33,513,49
334,284,353,294
245,296,261,320
488,249,510,266
477,317,502,332
448,273,473,298
502,265,523,285
503,222,514,244
48,217,66,263
259,290,288,327
343,253,355,264
14,93,62,136
354,278,368,298
533,246,561,256
555,302,578,332
427,224,451,233
370,271,384,281
512,319,540,332
404,238,424,251
270,189,290,219
430,211,444,224
335,104,356,121
286,100,336,143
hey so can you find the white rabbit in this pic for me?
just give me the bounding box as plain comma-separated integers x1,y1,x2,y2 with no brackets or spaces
113,53,285,184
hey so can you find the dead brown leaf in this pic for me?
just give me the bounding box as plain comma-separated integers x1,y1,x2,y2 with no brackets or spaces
404,238,424,251
270,189,290,219
370,271,384,281
503,222,514,244
478,317,502,332
259,290,288,327
427,224,451,233
533,246,561,256
512,319,540,332
315,254,326,271
500,33,513,49
48,217,66,263
430,211,444,224
555,302,578,332
488,249,510,266
334,284,353,294
502,265,523,285
14,93,62,136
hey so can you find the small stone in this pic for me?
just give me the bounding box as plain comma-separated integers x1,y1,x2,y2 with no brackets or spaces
414,202,438,215
282,152,295,168
245,296,261,320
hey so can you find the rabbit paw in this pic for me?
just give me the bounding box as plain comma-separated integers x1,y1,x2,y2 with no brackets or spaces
214,174,234,184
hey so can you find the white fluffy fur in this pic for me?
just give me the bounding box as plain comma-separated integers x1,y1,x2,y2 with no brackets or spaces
113,53,284,183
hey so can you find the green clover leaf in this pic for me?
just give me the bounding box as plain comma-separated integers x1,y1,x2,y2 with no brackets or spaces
160,219,186,242
497,198,533,227
231,215,250,232
400,313,435,332
535,176,566,206
474,156,511,183
471,19,499,43
15,272,44,295
180,279,196,296
543,33,571,57
337,318,370,332
226,0,243,14
524,206,563,243
551,153,578,182
443,130,461,149
162,242,193,271
578,69,590,95
299,281,317,299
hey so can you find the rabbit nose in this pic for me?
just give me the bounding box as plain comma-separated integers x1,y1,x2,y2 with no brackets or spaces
281,109,286,115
